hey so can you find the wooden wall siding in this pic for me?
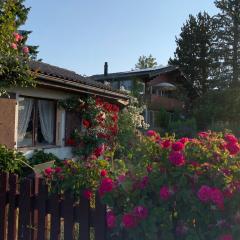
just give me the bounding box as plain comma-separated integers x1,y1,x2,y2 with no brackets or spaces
0,99,17,148
0,173,107,240
148,95,184,111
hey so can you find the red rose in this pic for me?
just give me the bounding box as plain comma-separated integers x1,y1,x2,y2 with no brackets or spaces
218,234,233,240
83,189,93,200
44,167,54,177
100,169,108,177
225,134,238,144
226,142,240,155
83,119,90,128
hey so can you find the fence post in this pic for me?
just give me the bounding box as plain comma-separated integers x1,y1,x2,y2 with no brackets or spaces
0,172,8,240
94,193,107,240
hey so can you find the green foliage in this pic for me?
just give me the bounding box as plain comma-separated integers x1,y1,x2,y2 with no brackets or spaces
135,54,157,69
0,0,37,95
102,132,240,240
155,108,171,129
29,150,60,166
0,144,28,174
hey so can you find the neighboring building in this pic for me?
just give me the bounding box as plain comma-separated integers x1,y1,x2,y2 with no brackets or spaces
0,61,128,159
91,63,186,128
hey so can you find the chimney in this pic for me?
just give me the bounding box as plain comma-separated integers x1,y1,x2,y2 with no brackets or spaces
104,62,108,76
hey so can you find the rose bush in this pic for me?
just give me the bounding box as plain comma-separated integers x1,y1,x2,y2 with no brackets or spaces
100,131,240,240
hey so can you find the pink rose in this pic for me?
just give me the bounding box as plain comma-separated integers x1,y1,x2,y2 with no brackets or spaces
13,32,23,42
169,151,185,166
226,142,240,155
22,46,29,54
146,130,157,137
146,165,152,173
179,137,189,145
11,43,17,49
225,134,238,144
117,174,126,183
99,177,114,197
198,132,209,138
107,211,116,228
54,167,62,174
197,185,212,203
133,206,148,219
160,186,171,201
83,189,93,200
172,141,185,151
139,176,149,189
210,188,224,210
218,234,233,240
122,213,137,228
44,167,54,177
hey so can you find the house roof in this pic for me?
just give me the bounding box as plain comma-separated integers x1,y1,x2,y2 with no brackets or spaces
29,61,129,101
91,65,181,81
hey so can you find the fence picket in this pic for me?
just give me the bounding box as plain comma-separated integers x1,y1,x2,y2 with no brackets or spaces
18,178,32,240
7,174,18,240
0,173,107,240
62,192,74,240
49,193,60,240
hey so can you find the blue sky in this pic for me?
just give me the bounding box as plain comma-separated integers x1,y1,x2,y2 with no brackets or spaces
24,0,218,76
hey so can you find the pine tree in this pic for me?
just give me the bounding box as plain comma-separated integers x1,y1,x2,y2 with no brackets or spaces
135,55,157,69
169,12,215,101
213,0,240,87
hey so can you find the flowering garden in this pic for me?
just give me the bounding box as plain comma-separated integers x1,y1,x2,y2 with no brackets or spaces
31,97,240,240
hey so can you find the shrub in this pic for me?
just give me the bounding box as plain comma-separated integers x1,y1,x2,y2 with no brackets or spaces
29,150,60,166
100,131,240,240
0,145,29,174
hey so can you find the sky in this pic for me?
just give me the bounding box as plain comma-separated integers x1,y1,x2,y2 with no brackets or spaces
24,0,218,76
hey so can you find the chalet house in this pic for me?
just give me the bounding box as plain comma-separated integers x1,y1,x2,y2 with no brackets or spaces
91,63,186,128
0,61,128,159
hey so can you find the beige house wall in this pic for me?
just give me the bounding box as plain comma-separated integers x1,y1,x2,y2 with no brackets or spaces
0,98,17,148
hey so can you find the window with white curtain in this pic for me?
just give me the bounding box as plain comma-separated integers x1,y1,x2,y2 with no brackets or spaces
17,96,56,147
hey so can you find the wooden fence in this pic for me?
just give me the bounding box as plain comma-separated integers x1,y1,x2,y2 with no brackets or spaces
0,172,107,240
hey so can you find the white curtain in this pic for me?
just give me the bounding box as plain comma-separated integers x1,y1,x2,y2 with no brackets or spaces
17,98,33,143
38,100,55,144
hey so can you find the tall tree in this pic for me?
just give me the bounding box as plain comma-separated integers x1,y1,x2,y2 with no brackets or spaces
213,0,240,88
135,54,157,69
169,12,215,101
0,0,37,95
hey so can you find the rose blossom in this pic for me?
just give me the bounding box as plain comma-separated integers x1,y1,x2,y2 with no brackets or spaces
179,137,189,145
54,167,62,174
83,189,93,200
139,176,149,189
172,141,185,151
226,142,240,155
83,119,90,128
107,211,116,228
160,186,171,201
100,169,108,177
169,151,185,166
197,185,212,203
99,177,114,197
210,188,224,210
122,213,137,228
94,144,105,157
44,167,54,177
198,132,209,138
22,46,29,54
11,43,17,49
225,134,238,144
161,139,171,149
133,206,148,220
146,130,157,137
218,234,233,240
